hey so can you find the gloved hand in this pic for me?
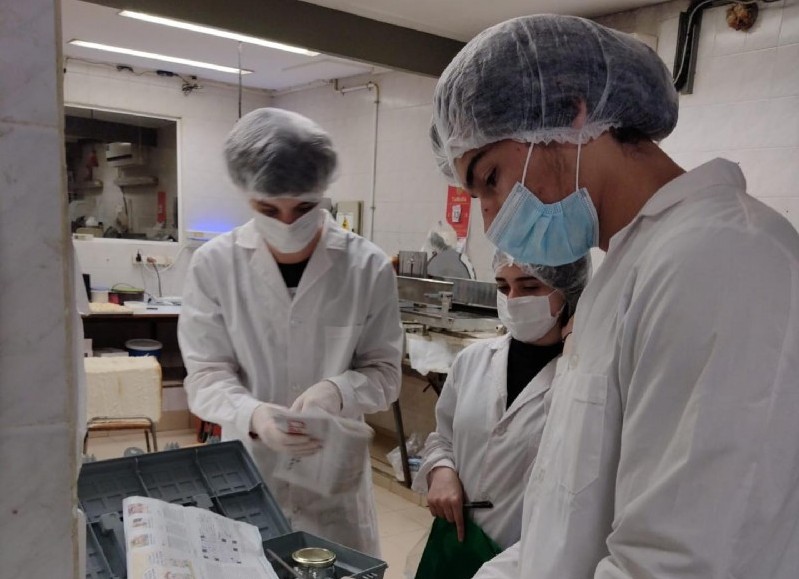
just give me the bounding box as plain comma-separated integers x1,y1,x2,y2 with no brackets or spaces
249,403,321,456
290,380,343,415
427,466,466,542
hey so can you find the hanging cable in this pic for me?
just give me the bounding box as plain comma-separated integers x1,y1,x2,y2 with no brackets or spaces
237,41,243,119
148,261,163,297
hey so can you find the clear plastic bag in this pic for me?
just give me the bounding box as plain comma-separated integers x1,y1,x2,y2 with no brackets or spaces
386,433,425,483
423,220,459,255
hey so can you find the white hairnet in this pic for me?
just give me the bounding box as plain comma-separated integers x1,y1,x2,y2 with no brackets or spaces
225,108,337,200
493,250,590,318
431,15,679,179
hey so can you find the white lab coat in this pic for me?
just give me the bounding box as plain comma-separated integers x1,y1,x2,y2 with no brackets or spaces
413,334,557,549
178,215,403,556
476,158,799,578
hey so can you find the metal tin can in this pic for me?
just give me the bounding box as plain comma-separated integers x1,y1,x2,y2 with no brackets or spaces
291,547,337,578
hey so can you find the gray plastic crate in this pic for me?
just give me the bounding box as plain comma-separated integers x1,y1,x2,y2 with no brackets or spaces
79,441,387,579
264,531,387,579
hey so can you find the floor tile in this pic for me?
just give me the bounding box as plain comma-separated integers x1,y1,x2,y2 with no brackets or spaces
381,528,429,579
378,508,428,537
83,428,198,460
375,484,420,513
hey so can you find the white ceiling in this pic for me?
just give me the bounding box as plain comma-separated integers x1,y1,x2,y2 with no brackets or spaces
61,0,385,91
62,0,664,91
299,0,667,41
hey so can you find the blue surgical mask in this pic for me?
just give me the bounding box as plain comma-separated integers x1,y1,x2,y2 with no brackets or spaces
486,143,599,267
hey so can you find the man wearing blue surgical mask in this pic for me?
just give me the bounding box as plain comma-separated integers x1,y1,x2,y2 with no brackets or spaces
432,14,799,579
179,108,403,556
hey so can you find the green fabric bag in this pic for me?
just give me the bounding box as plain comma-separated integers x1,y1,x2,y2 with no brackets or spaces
414,516,503,579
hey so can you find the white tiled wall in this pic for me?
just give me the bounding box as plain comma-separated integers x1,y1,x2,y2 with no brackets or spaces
64,61,273,294
69,0,799,291
599,0,799,233
273,72,496,280
0,0,81,576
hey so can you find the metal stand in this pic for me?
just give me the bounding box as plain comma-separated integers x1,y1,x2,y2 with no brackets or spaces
391,368,448,488
392,400,413,488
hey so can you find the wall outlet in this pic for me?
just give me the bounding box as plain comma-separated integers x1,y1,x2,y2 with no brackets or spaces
132,254,173,266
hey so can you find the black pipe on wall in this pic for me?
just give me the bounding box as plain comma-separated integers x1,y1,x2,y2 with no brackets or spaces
673,0,780,93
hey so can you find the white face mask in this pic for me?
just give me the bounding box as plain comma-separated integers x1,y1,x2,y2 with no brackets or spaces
496,290,561,343
253,207,323,253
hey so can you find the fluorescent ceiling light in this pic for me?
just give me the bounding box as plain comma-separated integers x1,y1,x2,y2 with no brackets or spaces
119,10,320,57
68,40,252,75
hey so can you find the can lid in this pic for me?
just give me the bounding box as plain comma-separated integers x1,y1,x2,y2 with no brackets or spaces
291,547,336,568
125,339,163,351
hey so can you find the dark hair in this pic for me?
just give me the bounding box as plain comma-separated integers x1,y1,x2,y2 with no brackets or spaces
610,126,650,145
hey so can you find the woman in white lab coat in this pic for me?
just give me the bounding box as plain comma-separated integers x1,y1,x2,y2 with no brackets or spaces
178,108,403,556
413,252,589,552
431,15,799,579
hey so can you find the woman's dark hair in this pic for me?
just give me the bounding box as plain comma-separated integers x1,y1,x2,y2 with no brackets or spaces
610,126,650,145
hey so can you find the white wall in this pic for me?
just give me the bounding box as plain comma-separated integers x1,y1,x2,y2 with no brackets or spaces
273,72,496,280
65,60,272,295
598,0,799,233
274,2,799,281
67,0,799,292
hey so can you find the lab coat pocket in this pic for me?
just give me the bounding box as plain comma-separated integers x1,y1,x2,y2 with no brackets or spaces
322,324,363,375
559,373,608,495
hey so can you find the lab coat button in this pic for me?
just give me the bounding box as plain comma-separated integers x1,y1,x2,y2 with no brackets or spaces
569,354,579,369
495,425,507,435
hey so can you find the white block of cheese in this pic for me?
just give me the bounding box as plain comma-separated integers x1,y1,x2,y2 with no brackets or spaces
84,356,162,421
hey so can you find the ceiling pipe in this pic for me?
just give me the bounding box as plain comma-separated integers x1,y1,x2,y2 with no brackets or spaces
333,79,380,241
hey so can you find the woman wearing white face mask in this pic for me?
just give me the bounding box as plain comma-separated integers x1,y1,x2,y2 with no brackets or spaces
411,251,589,576
178,108,403,556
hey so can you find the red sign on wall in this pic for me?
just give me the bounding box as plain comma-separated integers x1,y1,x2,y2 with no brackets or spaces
446,185,471,242
157,191,167,224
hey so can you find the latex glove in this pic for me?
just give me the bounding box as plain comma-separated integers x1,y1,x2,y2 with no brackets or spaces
290,380,343,415
427,466,466,542
249,403,321,456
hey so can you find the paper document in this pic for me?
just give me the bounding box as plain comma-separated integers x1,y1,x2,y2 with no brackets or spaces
123,496,279,579
272,410,374,496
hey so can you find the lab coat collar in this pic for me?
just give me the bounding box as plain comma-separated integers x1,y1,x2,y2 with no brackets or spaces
608,158,745,252
237,212,347,306
490,335,512,415
293,215,344,303
638,158,745,218
490,334,557,422
235,210,345,251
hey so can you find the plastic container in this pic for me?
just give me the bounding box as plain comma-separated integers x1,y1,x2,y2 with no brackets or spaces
77,442,387,579
90,287,109,303
124,338,162,358
110,286,145,304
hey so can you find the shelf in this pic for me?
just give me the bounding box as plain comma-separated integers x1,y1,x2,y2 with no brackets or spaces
114,176,158,187
70,180,104,191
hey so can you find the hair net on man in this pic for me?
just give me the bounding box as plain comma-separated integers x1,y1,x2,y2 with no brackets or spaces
493,250,591,318
431,15,679,179
225,107,337,201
